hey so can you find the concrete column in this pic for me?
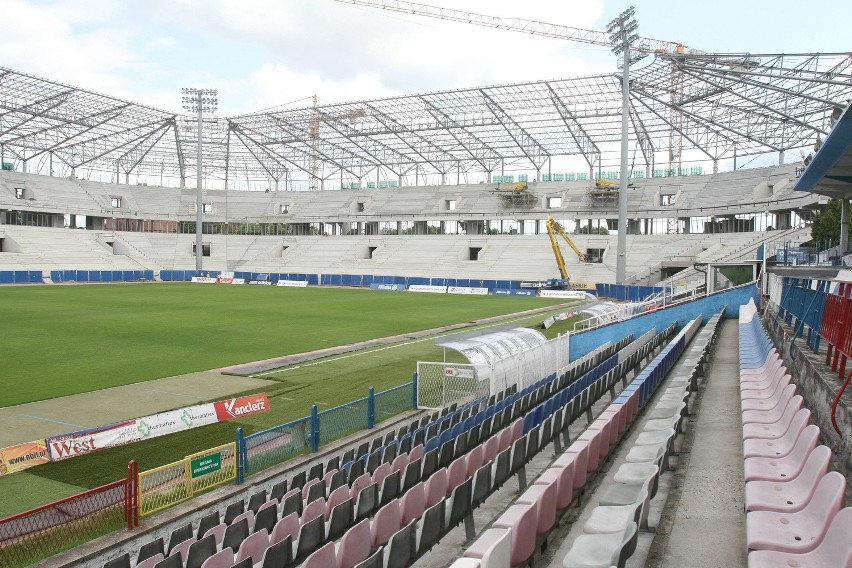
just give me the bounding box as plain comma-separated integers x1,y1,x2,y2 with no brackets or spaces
842,199,849,254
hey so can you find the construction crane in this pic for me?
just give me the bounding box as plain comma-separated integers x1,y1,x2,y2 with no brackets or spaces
333,0,699,56
546,216,587,288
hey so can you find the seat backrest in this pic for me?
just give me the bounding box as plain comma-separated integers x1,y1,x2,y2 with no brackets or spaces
400,482,426,526
337,519,372,568
302,496,326,524
327,484,351,517
270,512,299,545
425,468,449,508
466,444,484,478
199,550,234,568
167,524,193,555
280,489,302,518
813,507,852,565
350,472,371,498
235,529,269,566
196,511,221,541
383,520,415,568
222,518,250,553
137,537,164,564
391,453,408,474
262,536,292,568
254,503,278,535
373,462,391,486
295,514,326,560
185,535,217,568
447,457,468,494
802,472,846,521
247,489,267,514
153,554,182,568
370,499,401,547
135,554,164,568
223,499,245,525
302,478,321,501
409,444,424,463
303,541,336,568
103,553,130,568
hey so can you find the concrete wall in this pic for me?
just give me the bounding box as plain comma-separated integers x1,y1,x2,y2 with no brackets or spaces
763,307,852,478
569,284,759,360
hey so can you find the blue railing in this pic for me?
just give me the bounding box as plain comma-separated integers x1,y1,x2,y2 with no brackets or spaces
777,277,828,352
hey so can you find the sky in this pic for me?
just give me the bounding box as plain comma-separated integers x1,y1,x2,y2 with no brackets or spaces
2,0,850,117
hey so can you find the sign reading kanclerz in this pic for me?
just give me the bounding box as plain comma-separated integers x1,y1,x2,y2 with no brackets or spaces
191,452,222,478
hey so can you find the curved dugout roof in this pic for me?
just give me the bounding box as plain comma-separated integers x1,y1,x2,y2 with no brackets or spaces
436,327,547,369
0,52,850,187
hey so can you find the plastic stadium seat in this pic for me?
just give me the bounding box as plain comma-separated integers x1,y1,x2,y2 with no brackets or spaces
743,428,819,482
135,554,164,568
416,500,445,555
137,538,165,564
383,520,416,568
185,535,217,568
254,502,278,535
303,542,336,568
742,417,812,460
235,529,269,565
230,510,255,534
493,504,537,566
400,481,426,525
199,549,233,568
746,507,852,567
196,512,220,541
562,521,638,568
742,395,803,425
425,467,449,507
371,499,401,548
222,518,250,553
261,536,292,568
335,519,371,568
746,472,846,553
327,485,351,519
294,513,326,560
742,408,810,441
167,524,193,556
745,445,832,513
280,488,302,519
270,512,299,546
103,553,130,568
517,479,557,536
202,523,226,547
465,527,512,568
327,497,355,541
153,555,181,568
536,464,575,511
301,498,326,525
168,538,194,566
740,383,796,412
224,500,245,525
583,492,647,536
248,489,267,514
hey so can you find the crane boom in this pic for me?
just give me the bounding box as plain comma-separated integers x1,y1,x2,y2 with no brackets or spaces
546,216,586,282
333,0,699,55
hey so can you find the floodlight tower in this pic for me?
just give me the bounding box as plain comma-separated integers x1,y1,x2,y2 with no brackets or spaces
181,87,218,271
608,8,641,285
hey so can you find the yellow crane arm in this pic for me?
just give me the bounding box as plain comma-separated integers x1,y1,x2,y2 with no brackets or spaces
546,216,587,280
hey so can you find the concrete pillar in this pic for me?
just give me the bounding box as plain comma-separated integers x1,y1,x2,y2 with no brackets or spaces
842,199,849,254
713,160,719,174
779,150,785,165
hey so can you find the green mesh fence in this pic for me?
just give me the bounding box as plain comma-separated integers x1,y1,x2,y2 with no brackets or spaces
318,398,369,446
374,383,412,423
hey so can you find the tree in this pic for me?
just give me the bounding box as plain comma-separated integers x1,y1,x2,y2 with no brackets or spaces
811,198,842,244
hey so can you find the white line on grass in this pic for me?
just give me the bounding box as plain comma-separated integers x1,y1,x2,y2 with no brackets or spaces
251,306,575,378
21,414,86,428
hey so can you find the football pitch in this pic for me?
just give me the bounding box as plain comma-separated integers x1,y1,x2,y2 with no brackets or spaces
1,283,567,407
0,283,576,516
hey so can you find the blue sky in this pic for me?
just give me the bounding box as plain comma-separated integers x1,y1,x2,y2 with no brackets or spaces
2,0,849,117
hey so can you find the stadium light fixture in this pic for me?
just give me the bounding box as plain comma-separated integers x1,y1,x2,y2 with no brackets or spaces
181,87,218,272
608,7,639,285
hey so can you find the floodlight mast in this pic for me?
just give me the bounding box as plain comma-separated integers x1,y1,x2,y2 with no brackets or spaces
181,88,218,271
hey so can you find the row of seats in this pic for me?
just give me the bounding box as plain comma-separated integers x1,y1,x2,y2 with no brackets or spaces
561,312,723,568
738,301,852,567
106,336,631,568
450,323,688,568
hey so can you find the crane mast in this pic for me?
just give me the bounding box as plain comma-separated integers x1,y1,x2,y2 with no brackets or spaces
546,216,587,283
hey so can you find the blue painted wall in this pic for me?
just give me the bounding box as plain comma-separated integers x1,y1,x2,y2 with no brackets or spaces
569,284,758,360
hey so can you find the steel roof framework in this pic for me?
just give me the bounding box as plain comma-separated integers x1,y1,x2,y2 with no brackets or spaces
0,53,850,190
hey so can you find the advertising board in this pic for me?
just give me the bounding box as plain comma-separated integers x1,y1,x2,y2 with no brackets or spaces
0,440,50,475
191,277,218,284
214,393,271,421
493,288,537,297
539,290,590,299
46,420,140,461
369,283,406,291
408,285,447,294
447,286,488,295
276,280,309,287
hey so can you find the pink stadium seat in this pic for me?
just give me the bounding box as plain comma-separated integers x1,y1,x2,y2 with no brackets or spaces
483,436,499,464
371,499,402,547
390,453,408,474
335,519,371,568
743,428,819,482
372,462,391,487
517,479,557,535
742,417,812,459
168,538,194,565
409,444,424,464
235,529,269,565
229,510,255,533
326,485,351,520
301,497,326,524
303,542,336,568
741,372,792,401
493,504,537,566
447,457,468,494
536,463,575,510
349,473,371,500
747,507,852,568
497,427,514,453
746,472,845,553
745,445,832,513
323,469,338,488
464,527,512,568
135,554,164,568
742,395,802,425
302,479,321,501
466,444,484,478
199,549,233,568
202,523,226,547
558,444,589,491
572,432,600,473
425,467,448,508
510,419,524,444
270,512,299,545
740,355,782,379
399,481,426,525
742,408,810,441
740,383,796,412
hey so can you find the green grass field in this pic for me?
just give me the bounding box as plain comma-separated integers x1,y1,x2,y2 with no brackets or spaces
1,283,567,406
0,283,578,517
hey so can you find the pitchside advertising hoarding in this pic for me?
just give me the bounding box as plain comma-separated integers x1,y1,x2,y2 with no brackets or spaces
38,393,270,464
0,440,50,475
